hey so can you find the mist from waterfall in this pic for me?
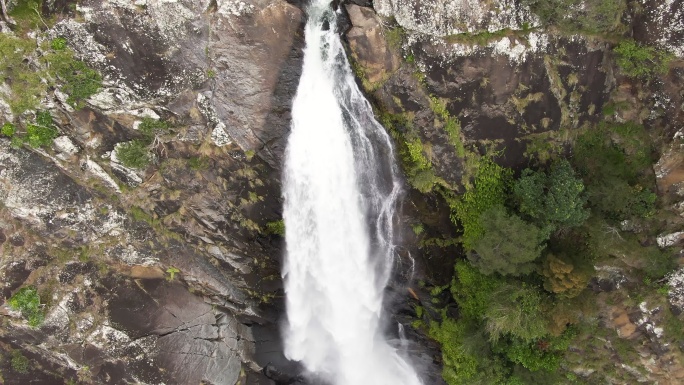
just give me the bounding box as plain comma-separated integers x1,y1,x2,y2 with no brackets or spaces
281,1,423,384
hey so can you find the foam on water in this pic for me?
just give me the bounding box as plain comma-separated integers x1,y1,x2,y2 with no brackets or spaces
281,1,423,384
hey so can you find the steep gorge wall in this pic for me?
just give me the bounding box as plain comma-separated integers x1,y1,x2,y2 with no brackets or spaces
342,1,684,383
0,0,307,383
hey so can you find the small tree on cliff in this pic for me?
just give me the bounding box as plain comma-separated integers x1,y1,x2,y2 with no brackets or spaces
470,205,546,276
541,253,593,298
513,159,589,235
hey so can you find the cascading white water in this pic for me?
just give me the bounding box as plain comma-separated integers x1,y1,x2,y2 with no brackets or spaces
281,1,422,384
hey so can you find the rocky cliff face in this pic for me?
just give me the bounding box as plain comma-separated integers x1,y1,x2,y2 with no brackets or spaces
374,0,536,36
342,0,684,383
1,0,308,384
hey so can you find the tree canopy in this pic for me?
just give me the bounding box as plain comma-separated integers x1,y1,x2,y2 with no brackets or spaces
513,159,589,234
470,205,546,276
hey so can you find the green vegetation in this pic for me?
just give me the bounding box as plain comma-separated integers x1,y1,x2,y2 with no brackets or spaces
613,39,673,78
166,267,180,281
2,123,16,137
483,283,549,342
420,104,674,383
14,110,60,148
26,123,58,148
385,25,406,50
51,37,67,51
0,31,101,115
10,351,30,373
470,206,545,276
0,34,46,114
265,220,286,236
572,122,656,221
378,110,443,193
430,96,465,158
115,118,171,169
138,117,169,139
429,261,578,384
513,159,589,235
188,156,210,170
521,0,626,34
8,286,44,327
116,140,150,169
9,0,47,31
55,58,102,108
453,157,512,249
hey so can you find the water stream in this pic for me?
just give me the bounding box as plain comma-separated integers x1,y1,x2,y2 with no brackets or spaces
281,1,423,384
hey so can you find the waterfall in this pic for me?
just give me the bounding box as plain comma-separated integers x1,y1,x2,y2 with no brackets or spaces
281,1,423,384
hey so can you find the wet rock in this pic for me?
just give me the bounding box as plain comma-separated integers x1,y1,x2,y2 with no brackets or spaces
346,4,401,84
108,279,250,385
633,0,684,58
206,0,305,165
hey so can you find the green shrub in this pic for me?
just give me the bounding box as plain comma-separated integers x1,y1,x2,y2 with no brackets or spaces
483,283,550,342
430,316,516,384
429,318,480,384
26,112,58,148
513,159,589,234
8,286,44,327
8,0,45,29
430,96,465,157
11,351,30,373
54,59,102,108
521,0,625,34
188,156,209,170
0,32,102,114
451,261,505,320
572,122,656,220
470,206,546,276
0,34,44,114
51,37,67,50
26,124,57,147
115,118,168,169
378,110,439,192
265,220,285,236
495,329,574,372
11,136,25,148
116,140,150,169
2,122,16,137
613,40,673,78
138,117,169,139
454,158,513,249
166,267,180,281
